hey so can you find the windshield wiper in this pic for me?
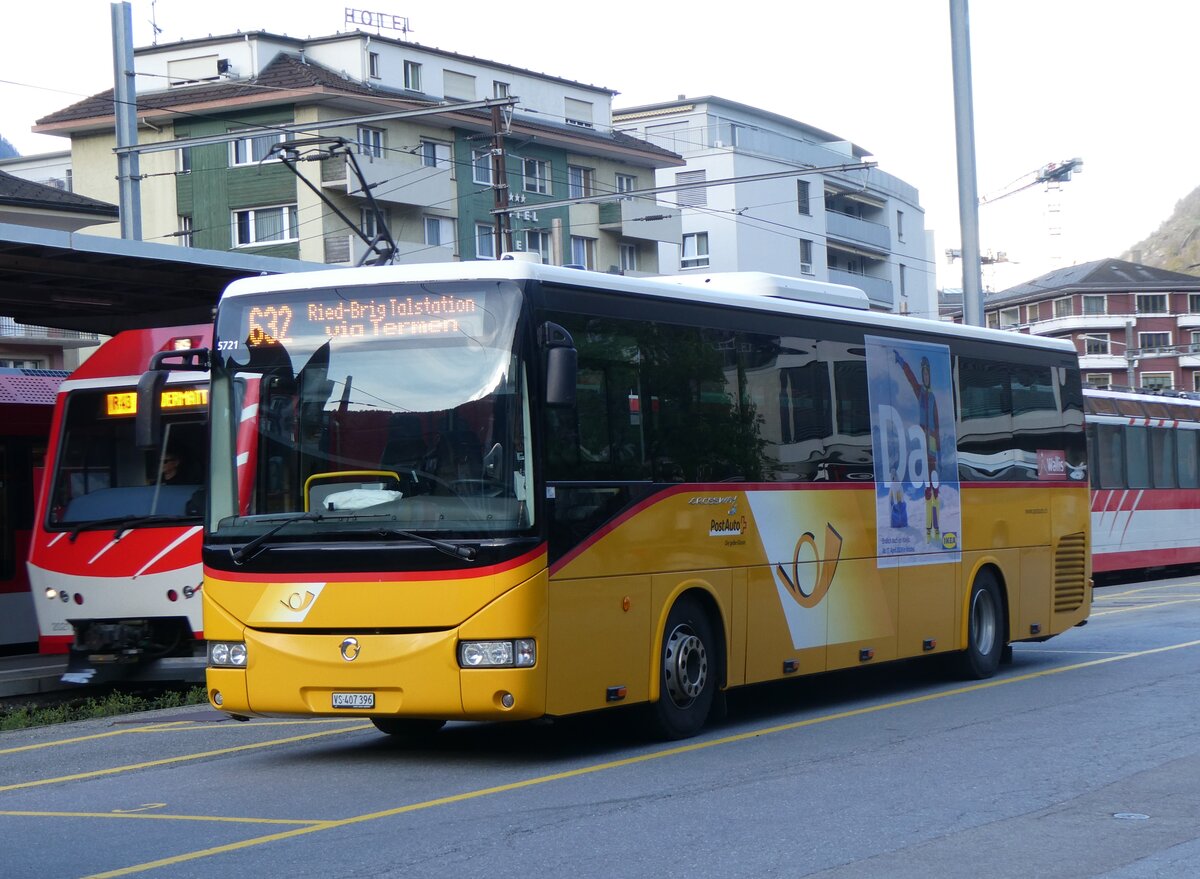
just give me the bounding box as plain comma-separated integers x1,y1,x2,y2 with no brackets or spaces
67,514,185,542
374,526,477,561
231,512,323,565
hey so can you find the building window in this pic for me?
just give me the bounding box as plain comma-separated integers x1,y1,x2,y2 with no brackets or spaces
361,207,389,240
681,232,709,269
472,148,493,185
475,223,496,259
420,140,451,169
1082,294,1107,315
619,242,637,272
424,216,454,248
799,239,813,274
524,229,551,262
1139,331,1172,351
233,205,298,246
493,81,510,99
986,312,999,329
230,131,283,166
1027,302,1040,322
676,169,707,207
896,209,905,241
1085,333,1110,355
1086,373,1112,389
617,174,637,197
368,52,380,79
569,236,595,269
0,358,44,369
523,158,550,195
403,60,422,91
357,126,384,158
797,181,811,216
899,264,908,297
178,147,192,173
1189,294,1200,313
999,307,1019,328
178,215,193,247
1191,330,1200,351
568,165,594,199
1053,297,1072,318
564,97,593,128
1137,294,1168,314
443,70,476,101
1141,372,1174,390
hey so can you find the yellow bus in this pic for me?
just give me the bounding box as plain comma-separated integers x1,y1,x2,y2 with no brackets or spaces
154,260,1090,740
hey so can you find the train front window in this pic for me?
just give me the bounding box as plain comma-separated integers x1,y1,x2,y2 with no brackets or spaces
49,387,207,527
209,280,532,542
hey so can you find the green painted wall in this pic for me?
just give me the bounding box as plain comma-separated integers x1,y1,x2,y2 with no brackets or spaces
175,109,300,258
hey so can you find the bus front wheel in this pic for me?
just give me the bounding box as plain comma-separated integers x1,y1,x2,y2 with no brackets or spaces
371,718,445,742
649,595,716,740
955,570,1005,680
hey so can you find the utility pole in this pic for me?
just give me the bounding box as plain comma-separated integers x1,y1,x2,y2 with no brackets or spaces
949,0,982,326
111,1,142,240
490,105,512,254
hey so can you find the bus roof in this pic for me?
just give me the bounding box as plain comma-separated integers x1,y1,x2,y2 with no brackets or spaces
218,260,1076,355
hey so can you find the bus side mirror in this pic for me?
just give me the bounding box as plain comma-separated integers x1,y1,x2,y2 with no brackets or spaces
135,368,168,449
135,347,212,450
541,322,576,408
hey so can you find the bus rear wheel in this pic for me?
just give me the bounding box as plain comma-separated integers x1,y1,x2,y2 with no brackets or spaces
954,569,1004,679
371,718,446,742
649,595,716,740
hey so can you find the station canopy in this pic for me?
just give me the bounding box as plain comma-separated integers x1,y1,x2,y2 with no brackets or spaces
0,222,324,335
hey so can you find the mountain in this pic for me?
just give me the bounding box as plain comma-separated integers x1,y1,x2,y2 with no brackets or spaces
1123,186,1200,275
0,136,18,160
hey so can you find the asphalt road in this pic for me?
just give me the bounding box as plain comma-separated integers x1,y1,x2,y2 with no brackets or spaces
3,574,1199,879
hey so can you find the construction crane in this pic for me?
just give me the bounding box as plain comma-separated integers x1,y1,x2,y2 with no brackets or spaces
978,157,1083,206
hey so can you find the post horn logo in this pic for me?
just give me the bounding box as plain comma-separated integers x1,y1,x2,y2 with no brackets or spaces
280,591,316,612
775,523,844,608
340,637,361,662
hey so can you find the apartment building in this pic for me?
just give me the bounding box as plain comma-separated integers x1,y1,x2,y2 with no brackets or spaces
613,96,935,316
33,31,684,271
982,259,1200,391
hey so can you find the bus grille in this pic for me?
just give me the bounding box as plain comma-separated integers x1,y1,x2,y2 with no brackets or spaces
1054,532,1087,613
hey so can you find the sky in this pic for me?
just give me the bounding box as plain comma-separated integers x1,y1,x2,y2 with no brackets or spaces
2,0,1198,293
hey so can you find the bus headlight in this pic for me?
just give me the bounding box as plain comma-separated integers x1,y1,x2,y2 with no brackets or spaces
458,639,535,668
209,641,248,668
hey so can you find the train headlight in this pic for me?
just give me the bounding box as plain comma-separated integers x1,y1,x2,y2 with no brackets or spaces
209,641,248,668
458,639,535,668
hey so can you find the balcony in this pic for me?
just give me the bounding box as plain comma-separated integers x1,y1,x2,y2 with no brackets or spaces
825,210,890,252
321,153,453,209
597,198,682,243
1027,313,1133,335
828,269,893,307
321,235,456,266
0,317,100,349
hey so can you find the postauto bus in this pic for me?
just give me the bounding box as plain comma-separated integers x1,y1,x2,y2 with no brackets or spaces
138,259,1091,740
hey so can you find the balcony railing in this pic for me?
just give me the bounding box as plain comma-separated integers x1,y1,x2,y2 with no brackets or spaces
0,318,100,343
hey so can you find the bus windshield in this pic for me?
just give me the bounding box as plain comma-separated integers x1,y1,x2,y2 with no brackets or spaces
208,280,533,541
49,386,207,528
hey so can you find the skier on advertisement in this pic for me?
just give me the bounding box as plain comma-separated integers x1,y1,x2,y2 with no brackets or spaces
895,350,941,545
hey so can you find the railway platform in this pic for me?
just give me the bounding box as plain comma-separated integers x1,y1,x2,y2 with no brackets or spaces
0,651,69,698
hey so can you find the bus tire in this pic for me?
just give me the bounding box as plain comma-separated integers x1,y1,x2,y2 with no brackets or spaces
371,718,445,742
955,569,1005,680
649,595,716,740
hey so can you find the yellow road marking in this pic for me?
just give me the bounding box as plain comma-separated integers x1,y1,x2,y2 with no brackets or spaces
0,810,324,826
0,723,192,756
0,724,370,793
0,717,364,756
80,636,1200,879
1098,580,1200,599
1091,596,1200,617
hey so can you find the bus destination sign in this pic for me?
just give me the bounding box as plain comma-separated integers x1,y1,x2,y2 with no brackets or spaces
245,292,484,347
106,387,208,417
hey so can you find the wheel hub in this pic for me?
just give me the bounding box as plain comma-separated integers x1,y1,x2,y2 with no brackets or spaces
664,624,708,707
